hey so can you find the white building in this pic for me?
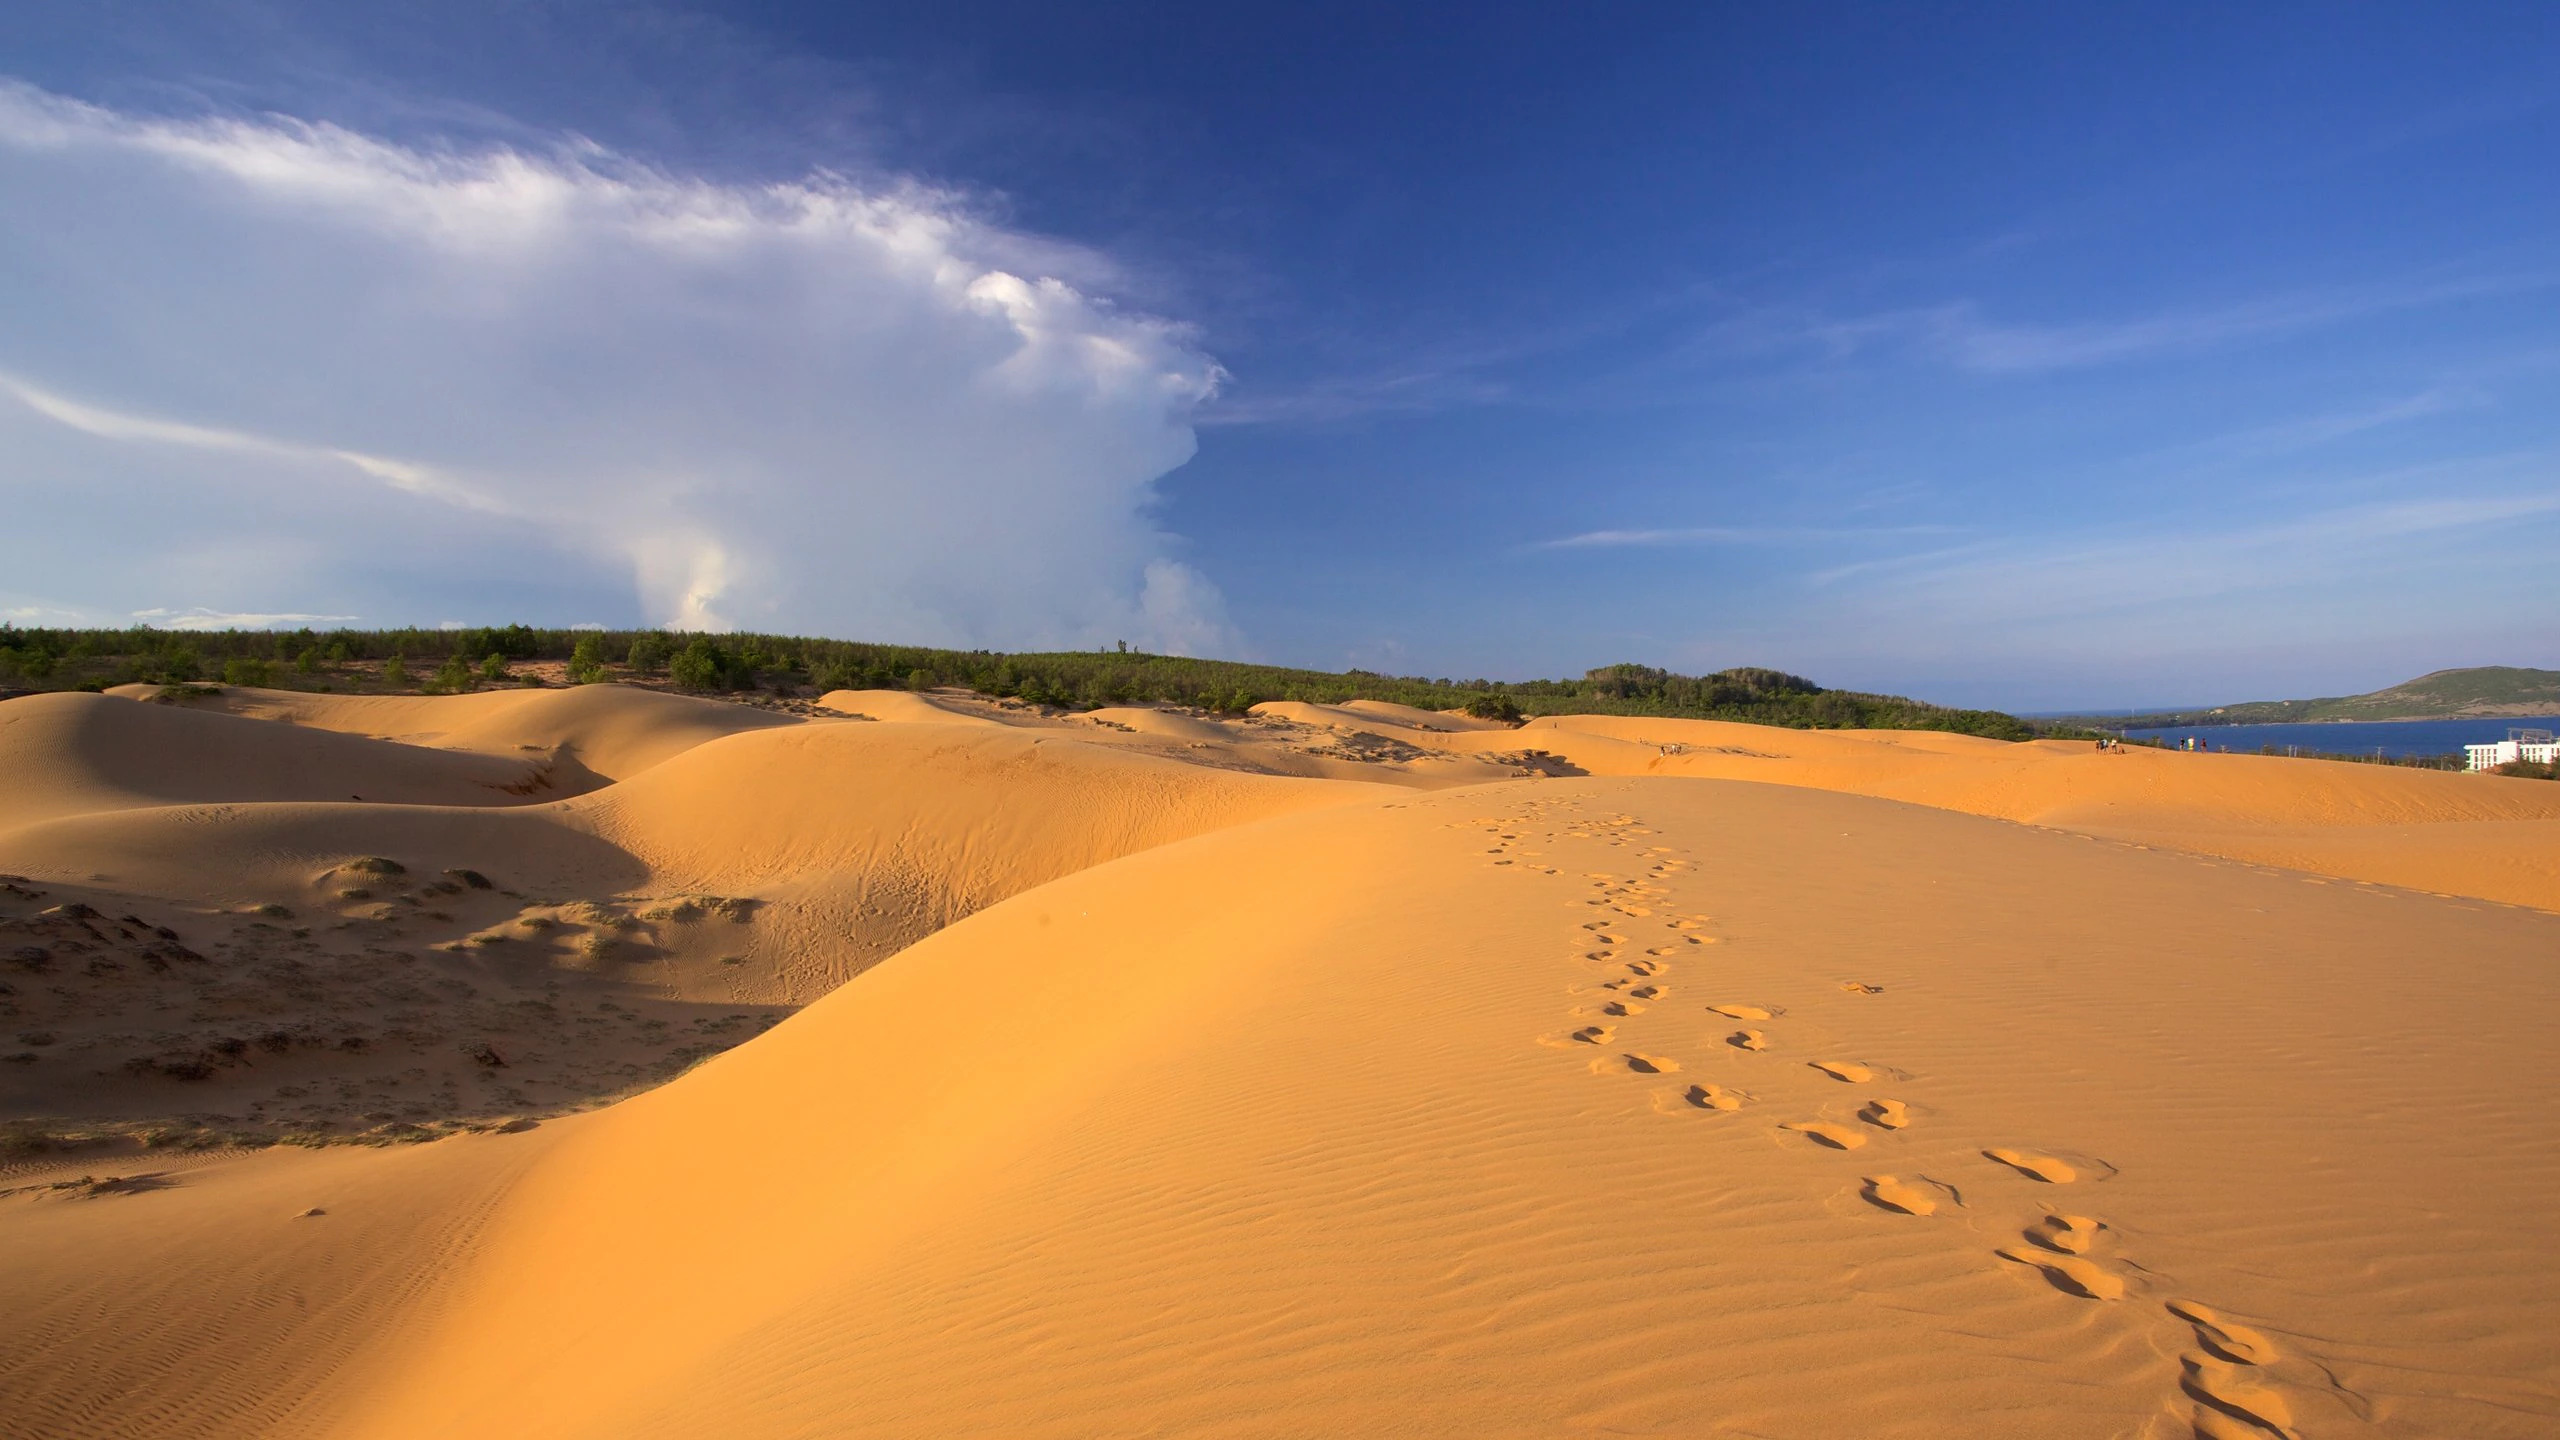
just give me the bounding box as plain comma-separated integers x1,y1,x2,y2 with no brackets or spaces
2465,728,2560,772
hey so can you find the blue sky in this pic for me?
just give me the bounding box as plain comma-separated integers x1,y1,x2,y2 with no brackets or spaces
2,3,2556,709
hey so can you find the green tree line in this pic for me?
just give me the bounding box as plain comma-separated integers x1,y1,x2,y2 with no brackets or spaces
0,626,2030,739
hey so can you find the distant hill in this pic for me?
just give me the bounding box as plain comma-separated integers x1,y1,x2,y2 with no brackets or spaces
2056,666,2560,730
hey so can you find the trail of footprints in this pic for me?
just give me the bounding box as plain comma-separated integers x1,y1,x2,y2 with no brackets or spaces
1470,799,2315,1440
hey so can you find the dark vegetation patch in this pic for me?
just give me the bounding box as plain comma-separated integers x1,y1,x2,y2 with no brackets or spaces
0,624,2029,739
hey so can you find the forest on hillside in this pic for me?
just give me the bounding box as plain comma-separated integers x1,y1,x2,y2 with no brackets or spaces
2052,666,2560,730
0,625,2033,740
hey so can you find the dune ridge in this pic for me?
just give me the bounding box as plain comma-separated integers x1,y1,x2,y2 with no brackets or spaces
149,683,804,781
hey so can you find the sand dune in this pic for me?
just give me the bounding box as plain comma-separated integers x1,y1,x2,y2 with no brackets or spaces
1218,708,2560,910
165,682,803,781
1075,704,1238,741
817,686,1014,726
0,694,1385,1152
831,689,1539,785
5,686,2558,1439
0,692,559,826
574,719,1396,999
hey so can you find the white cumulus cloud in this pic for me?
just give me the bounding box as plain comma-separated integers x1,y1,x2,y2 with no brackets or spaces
0,80,1238,651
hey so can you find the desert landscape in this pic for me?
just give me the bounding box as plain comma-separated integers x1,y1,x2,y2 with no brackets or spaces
9,8,2556,1436
4,681,2557,1439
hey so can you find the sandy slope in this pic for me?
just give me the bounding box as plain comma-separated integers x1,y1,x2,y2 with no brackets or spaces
167,683,804,781
829,686,1537,785
575,720,1399,998
1547,716,2560,911
6,688,2559,1439
0,692,559,825
10,779,2547,1438
1221,708,2560,911
817,686,1014,726
0,1136,545,1440
0,693,1386,1147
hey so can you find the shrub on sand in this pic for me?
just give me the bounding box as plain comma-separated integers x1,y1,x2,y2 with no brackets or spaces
567,634,609,685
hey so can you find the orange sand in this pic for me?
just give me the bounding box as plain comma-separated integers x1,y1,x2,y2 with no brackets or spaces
4,686,2556,1439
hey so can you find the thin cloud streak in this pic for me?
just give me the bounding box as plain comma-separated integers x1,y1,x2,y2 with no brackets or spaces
131,607,365,631
1671,272,2553,383
0,373,508,513
1538,524,1961,550
1830,485,2560,618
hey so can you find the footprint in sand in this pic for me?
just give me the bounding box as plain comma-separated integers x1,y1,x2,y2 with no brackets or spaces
1625,960,1663,977
1859,1098,1910,1130
2025,1213,2102,1255
1810,1061,1873,1084
2181,1355,2298,1438
1623,1053,1680,1074
1839,981,1884,994
1568,1025,1614,1045
1601,1000,1646,1016
1727,1029,1768,1051
2169,1300,2279,1366
1644,945,1687,957
1994,1247,2126,1300
1707,1003,1772,1021
1861,1175,1935,1215
1780,1121,1865,1150
1685,1083,1743,1111
1580,920,1616,932
1984,1148,2079,1184
1624,984,1664,1000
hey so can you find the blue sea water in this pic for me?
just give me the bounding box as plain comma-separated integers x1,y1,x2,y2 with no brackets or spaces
2121,715,2560,759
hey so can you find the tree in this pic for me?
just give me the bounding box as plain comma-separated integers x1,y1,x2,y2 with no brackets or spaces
479,651,510,682
456,623,539,660
567,634,609,685
627,633,671,674
670,638,725,692
381,654,407,687
222,656,272,688
433,655,475,693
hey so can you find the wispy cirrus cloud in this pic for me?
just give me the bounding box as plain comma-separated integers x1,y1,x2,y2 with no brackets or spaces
1778,273,2551,377
131,607,364,631
0,372,505,512
1536,523,1961,550
2186,385,2480,459
1815,481,2560,615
